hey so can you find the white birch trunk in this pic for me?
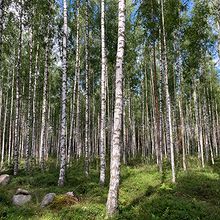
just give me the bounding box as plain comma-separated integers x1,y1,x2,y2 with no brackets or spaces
84,0,90,176
0,0,3,133
68,0,80,164
32,44,40,164
0,85,8,168
99,0,107,185
106,0,125,216
39,31,50,171
14,1,23,175
25,27,33,172
58,0,67,186
8,68,15,165
161,0,175,183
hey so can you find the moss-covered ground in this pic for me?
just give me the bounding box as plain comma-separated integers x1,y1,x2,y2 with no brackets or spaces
1,157,220,220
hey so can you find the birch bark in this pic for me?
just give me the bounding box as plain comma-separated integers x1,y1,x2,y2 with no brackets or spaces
58,0,68,186
160,0,175,182
100,0,107,185
106,0,126,216
40,30,50,171
14,0,23,175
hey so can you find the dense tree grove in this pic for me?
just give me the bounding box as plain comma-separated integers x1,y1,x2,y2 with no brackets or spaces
0,0,219,217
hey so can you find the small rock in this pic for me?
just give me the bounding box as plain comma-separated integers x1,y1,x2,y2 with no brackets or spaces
0,174,10,186
66,191,75,197
66,191,80,201
12,194,32,206
16,188,30,195
41,193,56,207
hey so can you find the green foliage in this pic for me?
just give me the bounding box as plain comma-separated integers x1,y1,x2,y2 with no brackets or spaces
1,158,220,219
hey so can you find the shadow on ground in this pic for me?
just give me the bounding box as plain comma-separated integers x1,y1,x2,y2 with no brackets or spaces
117,165,220,220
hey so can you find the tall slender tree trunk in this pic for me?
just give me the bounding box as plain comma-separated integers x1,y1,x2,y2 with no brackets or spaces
25,27,33,172
76,59,81,158
179,99,186,170
99,0,107,185
140,82,145,158
209,85,218,157
199,97,205,167
127,91,133,157
58,0,67,186
68,0,80,164
39,30,50,171
215,102,220,150
160,0,175,183
1,76,9,168
174,25,186,170
106,0,126,216
132,112,136,156
32,44,40,165
153,46,162,171
194,81,204,168
204,89,214,165
158,41,164,165
150,65,158,162
203,94,214,164
14,1,23,175
144,66,150,157
8,68,15,165
123,86,127,163
84,0,90,176
0,0,4,132
185,103,190,155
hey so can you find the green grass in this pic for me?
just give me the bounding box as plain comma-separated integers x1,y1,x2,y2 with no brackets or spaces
1,158,220,220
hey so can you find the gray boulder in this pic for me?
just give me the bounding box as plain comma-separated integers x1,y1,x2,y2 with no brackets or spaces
41,193,56,207
12,194,32,206
0,174,10,186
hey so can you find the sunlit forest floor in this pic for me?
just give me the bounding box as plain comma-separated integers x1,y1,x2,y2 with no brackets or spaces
1,157,220,220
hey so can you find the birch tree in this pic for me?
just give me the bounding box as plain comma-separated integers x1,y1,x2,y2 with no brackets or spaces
0,0,4,151
160,0,175,183
14,0,23,175
25,27,33,172
85,0,90,176
106,0,126,216
39,29,50,171
68,0,80,164
58,0,67,186
32,44,39,164
99,0,107,185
